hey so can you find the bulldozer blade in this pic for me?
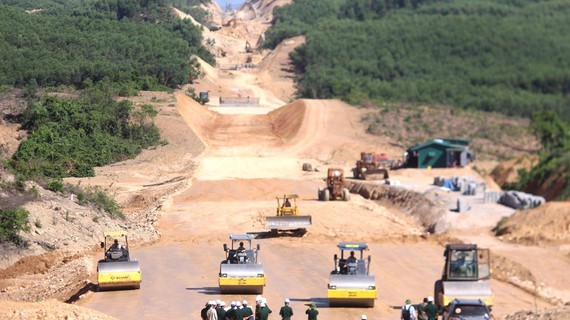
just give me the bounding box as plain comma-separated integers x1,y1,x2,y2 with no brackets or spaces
442,280,493,305
362,169,388,180
266,215,312,231
97,261,141,290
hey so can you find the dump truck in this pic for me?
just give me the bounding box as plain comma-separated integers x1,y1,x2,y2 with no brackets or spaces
219,234,265,294
266,194,312,234
318,168,350,201
353,152,390,180
434,244,493,309
328,242,377,307
97,231,141,290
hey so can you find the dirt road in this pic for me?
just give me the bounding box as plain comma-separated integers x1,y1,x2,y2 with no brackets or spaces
82,97,550,319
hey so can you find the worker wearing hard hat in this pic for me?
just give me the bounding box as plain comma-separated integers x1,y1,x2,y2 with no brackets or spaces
305,303,318,320
258,301,272,320
279,298,294,320
242,300,254,320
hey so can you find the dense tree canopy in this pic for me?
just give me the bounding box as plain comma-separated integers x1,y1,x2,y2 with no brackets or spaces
0,0,214,89
267,0,570,119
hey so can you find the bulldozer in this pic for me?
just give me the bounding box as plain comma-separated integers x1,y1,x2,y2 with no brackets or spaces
219,234,265,294
266,194,312,234
328,242,377,307
318,168,350,201
352,152,390,180
97,231,141,290
434,244,493,309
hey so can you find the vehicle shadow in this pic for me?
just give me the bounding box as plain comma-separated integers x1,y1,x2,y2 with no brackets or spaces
66,282,97,303
185,287,220,295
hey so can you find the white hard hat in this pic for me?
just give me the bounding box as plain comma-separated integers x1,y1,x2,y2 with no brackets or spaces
256,295,263,302
236,301,241,307
285,298,290,303
260,302,266,307
362,315,367,320
208,300,215,306
231,301,236,306
427,296,434,302
216,300,222,305
242,300,248,305
221,301,226,306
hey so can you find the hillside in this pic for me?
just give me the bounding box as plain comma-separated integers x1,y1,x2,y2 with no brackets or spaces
266,0,570,120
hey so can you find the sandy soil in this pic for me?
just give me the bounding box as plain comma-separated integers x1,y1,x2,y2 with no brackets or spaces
2,1,569,319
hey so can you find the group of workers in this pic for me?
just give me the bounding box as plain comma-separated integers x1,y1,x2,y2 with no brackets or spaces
401,296,439,320
200,296,325,320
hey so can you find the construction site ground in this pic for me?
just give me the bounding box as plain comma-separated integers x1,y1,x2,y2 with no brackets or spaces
1,1,570,319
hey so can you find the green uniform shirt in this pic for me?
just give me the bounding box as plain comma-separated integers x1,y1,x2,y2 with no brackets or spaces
226,308,237,320
279,305,294,320
305,308,318,320
423,303,438,320
259,307,272,320
242,306,253,319
216,307,226,320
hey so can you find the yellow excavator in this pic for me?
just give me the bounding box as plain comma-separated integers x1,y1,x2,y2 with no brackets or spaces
266,194,312,234
434,244,493,309
97,231,141,290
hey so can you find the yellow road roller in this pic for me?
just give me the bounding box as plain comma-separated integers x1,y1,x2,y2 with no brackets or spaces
97,231,141,290
327,242,377,307
219,234,265,294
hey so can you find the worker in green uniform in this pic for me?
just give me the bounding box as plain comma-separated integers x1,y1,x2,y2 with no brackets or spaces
422,296,438,320
259,302,273,320
279,298,293,320
216,301,226,320
305,303,318,320
235,301,244,320
226,301,237,320
242,300,254,320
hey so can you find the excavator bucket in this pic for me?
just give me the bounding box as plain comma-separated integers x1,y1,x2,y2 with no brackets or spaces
219,264,265,294
362,168,389,180
328,274,377,307
442,280,493,307
266,215,312,231
97,260,141,290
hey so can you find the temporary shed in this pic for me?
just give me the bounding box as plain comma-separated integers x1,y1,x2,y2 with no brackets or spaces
405,138,473,168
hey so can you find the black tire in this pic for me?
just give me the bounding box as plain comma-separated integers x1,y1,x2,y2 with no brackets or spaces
434,280,444,310
318,189,323,201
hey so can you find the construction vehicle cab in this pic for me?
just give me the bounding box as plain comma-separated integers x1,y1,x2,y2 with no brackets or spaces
435,244,493,310
219,234,265,294
318,168,350,201
353,152,390,180
97,231,141,290
328,242,377,307
266,194,312,234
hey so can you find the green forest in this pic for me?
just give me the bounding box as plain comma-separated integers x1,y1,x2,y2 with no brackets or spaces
0,0,214,90
266,0,570,120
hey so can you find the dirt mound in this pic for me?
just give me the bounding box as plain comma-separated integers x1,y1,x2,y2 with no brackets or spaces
175,92,216,145
0,299,116,320
505,306,570,320
269,99,305,142
491,155,538,187
495,202,570,246
348,182,448,233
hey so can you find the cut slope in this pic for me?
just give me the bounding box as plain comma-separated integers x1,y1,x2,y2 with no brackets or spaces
175,92,216,146
496,202,570,246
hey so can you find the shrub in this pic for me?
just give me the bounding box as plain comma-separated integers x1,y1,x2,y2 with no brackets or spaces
0,208,30,244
